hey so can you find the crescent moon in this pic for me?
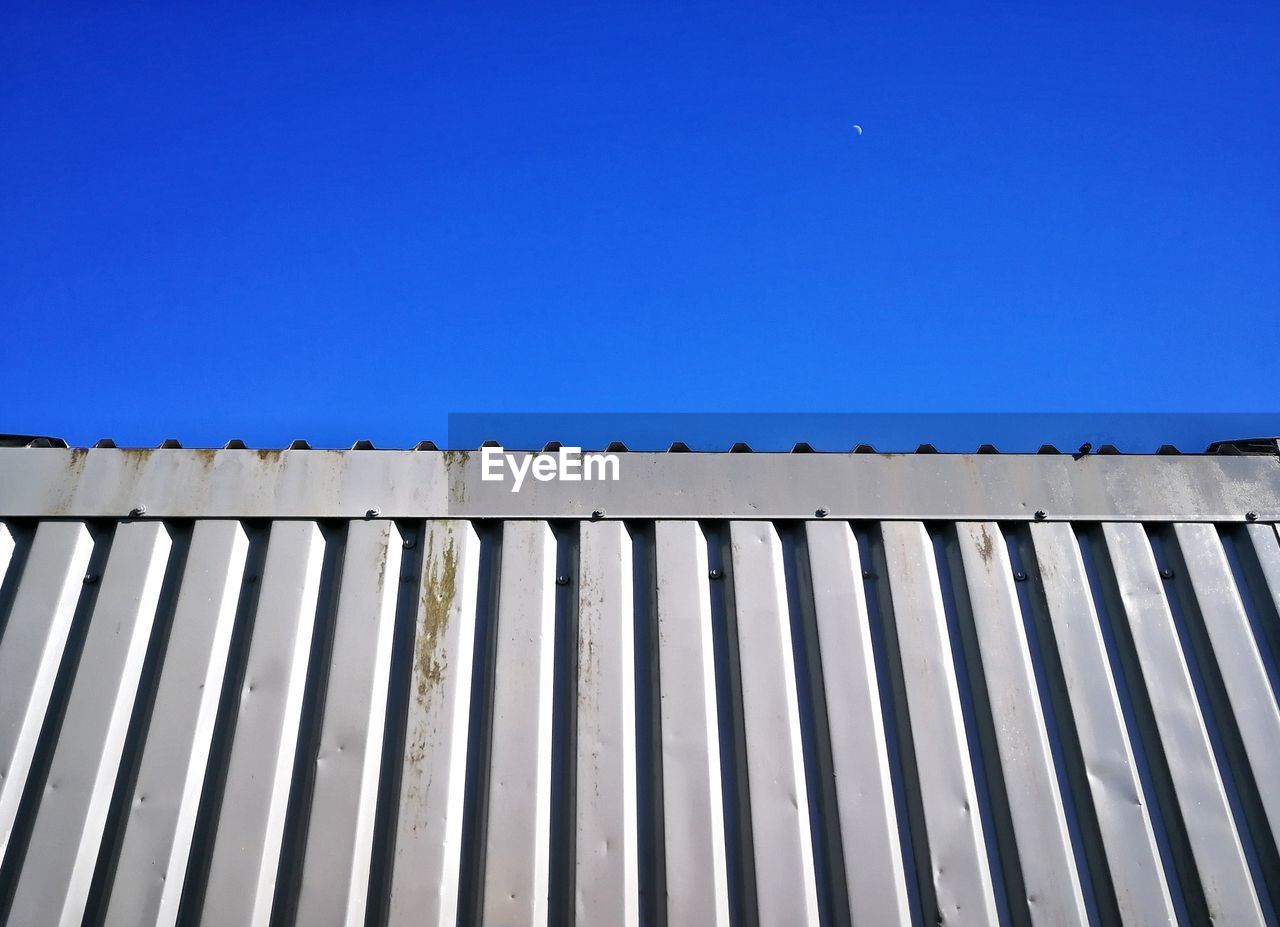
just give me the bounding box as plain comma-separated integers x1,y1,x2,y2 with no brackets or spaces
852,124,863,135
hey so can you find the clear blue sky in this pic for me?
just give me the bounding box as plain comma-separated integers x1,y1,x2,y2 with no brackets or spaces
3,2,1277,449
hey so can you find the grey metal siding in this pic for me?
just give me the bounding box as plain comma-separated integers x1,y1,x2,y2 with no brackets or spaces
1,451,1279,925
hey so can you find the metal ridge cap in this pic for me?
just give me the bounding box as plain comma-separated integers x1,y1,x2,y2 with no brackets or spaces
5,442,1277,456
0,446,1276,522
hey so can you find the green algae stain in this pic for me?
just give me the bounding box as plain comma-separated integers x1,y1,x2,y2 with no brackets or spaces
408,527,458,771
443,450,471,508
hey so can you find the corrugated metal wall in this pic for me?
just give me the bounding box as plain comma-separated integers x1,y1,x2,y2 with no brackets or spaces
2,513,1279,925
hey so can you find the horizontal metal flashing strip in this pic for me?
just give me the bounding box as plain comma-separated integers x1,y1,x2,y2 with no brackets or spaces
1,448,1278,522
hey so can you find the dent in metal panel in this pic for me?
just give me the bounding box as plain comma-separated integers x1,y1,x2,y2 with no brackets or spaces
0,521,94,866
295,520,402,926
387,520,481,927
200,521,326,926
880,521,1000,926
575,520,640,926
482,521,557,926
103,520,250,927
8,520,172,927
1172,524,1280,860
654,521,730,927
727,521,820,926
804,520,911,926
1102,522,1264,924
954,522,1089,925
1028,522,1177,924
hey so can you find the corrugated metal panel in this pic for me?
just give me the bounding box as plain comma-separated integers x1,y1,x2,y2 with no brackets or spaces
1,451,1279,925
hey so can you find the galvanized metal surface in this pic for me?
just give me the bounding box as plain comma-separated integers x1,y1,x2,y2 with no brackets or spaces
0,451,1279,925
2,447,1279,521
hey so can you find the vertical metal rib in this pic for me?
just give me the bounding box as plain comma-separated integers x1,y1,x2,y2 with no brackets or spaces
0,523,15,612
100,520,249,927
1227,524,1280,649
954,522,1088,925
1029,522,1177,924
7,520,172,927
857,525,930,925
0,521,34,649
386,519,481,927
630,521,667,927
1242,525,1280,615
199,520,327,926
0,521,95,868
1169,524,1280,902
1238,523,1280,683
481,520,557,926
879,521,999,926
1100,522,1264,924
705,523,758,927
548,522,580,926
575,520,640,926
654,520,730,927
727,521,820,926
804,520,910,926
291,520,402,925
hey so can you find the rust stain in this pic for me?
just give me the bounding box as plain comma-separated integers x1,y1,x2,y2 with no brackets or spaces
52,448,91,515
66,447,88,477
976,524,995,566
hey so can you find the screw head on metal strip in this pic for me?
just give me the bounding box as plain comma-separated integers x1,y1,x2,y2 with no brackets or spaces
130,504,147,517
591,509,605,520
83,572,99,585
1247,511,1259,522
555,575,570,586
1160,568,1175,579
403,536,416,549
708,568,723,580
1034,509,1047,521
815,507,829,518
366,507,381,518
1013,570,1028,582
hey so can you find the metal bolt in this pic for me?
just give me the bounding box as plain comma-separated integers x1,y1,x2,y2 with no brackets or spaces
1246,511,1259,522
366,508,381,518
862,569,876,580
401,574,413,583
83,572,99,585
1159,568,1175,580
709,568,723,580
130,504,147,518
815,507,829,518
555,575,570,586
591,509,605,520
1013,570,1028,582
1034,510,1047,522
403,536,416,549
